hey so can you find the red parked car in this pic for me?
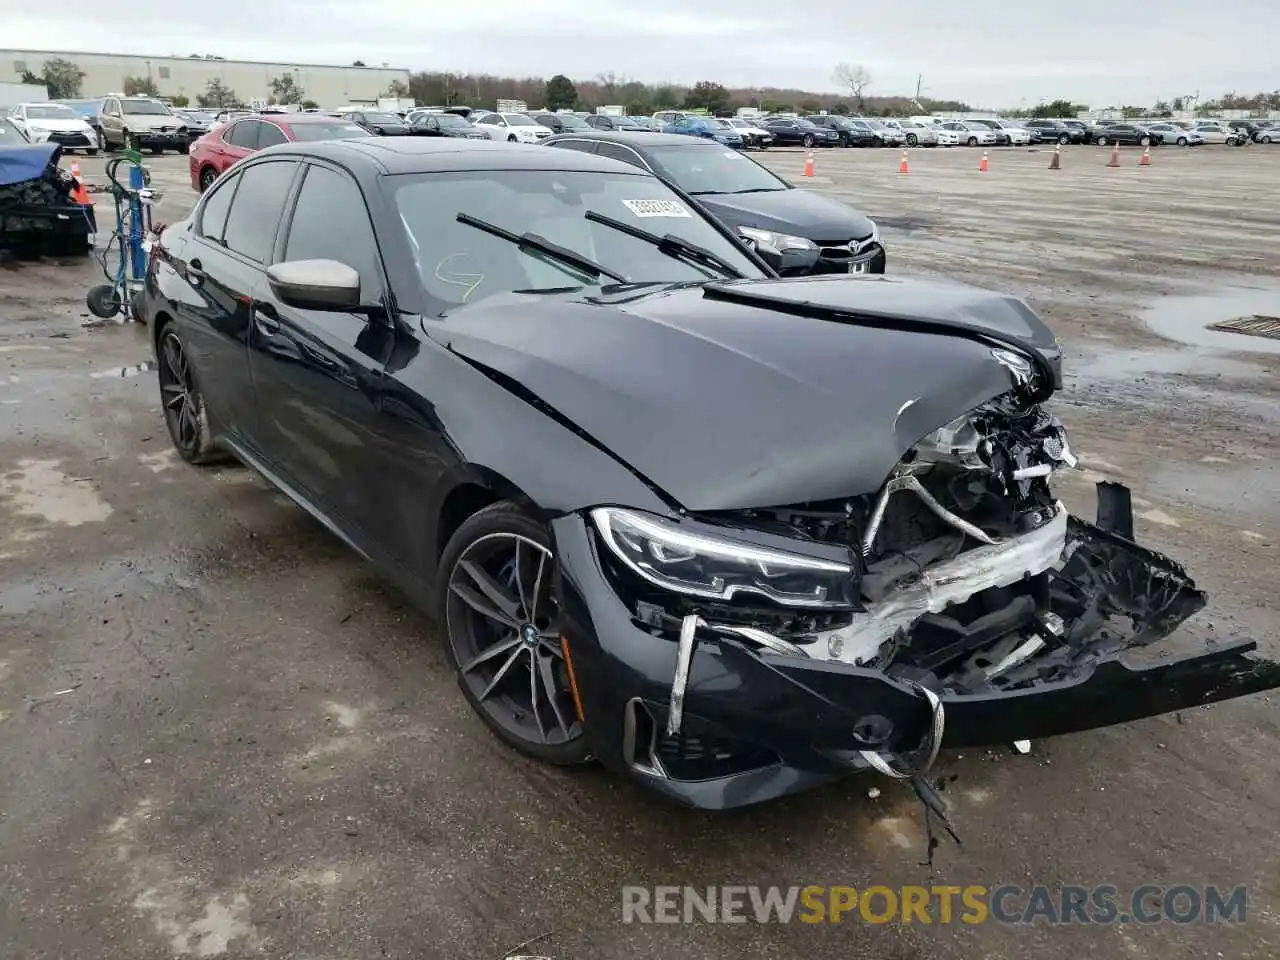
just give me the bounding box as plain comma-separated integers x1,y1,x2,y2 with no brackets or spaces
188,113,372,192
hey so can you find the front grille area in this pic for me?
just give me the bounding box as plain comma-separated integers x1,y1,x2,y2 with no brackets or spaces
50,132,91,147
656,731,777,780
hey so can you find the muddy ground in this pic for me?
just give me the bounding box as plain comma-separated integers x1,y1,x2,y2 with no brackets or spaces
1,144,1277,959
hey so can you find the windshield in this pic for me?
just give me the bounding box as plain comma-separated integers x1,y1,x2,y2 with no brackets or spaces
557,115,590,130
287,121,373,141
639,144,787,195
59,101,100,117
365,112,403,123
26,104,80,120
505,114,536,126
182,111,215,123
613,117,641,129
122,100,171,116
388,169,764,311
436,114,470,127
0,118,28,144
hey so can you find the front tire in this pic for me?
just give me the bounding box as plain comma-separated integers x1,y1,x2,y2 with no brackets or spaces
437,502,590,765
507,134,517,142
1139,136,1151,147
802,134,815,148
1058,134,1070,145
906,134,918,146
967,136,977,147
1096,135,1107,146
157,322,223,465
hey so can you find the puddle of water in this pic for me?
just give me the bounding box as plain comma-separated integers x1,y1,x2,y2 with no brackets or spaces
1143,290,1280,356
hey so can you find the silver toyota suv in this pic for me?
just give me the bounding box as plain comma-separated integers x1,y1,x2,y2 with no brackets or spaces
99,95,189,154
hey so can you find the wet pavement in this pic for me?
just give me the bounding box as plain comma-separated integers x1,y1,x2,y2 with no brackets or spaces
1,146,1278,959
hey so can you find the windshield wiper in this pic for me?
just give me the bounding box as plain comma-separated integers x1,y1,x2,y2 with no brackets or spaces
689,187,783,196
456,213,627,283
584,210,744,279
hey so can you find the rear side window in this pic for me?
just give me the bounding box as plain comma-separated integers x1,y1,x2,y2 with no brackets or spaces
257,123,288,147
222,161,298,262
596,143,646,169
198,173,238,241
283,164,382,297
548,139,599,155
225,121,257,149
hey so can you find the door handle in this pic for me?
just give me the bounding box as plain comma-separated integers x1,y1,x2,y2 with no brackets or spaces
186,258,205,283
253,304,281,335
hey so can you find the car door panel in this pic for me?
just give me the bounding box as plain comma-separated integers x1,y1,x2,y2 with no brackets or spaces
246,160,426,567
164,172,259,443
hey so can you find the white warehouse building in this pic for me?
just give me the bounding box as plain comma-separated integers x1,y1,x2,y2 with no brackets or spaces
2,49,410,108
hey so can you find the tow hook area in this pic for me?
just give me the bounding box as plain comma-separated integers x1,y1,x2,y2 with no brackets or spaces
666,612,961,863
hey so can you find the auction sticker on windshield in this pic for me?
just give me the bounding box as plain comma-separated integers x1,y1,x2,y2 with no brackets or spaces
622,199,691,218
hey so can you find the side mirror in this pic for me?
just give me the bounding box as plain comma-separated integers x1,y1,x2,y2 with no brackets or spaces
266,259,362,312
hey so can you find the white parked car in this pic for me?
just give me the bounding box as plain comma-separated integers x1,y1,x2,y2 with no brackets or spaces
6,101,98,154
938,121,997,147
1144,122,1203,146
725,118,774,148
1184,123,1238,144
896,119,939,146
472,112,554,143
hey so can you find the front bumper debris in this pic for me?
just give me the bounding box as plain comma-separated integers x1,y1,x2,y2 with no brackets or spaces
552,482,1280,810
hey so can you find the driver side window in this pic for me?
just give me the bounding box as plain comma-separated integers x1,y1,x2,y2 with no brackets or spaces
283,164,382,301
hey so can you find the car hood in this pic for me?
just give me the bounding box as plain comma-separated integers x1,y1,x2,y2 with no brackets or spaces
431,275,1061,511
695,188,875,243
23,118,91,132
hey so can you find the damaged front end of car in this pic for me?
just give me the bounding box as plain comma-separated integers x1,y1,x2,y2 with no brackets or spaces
551,348,1280,811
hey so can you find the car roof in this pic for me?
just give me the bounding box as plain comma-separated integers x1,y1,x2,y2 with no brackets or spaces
255,136,659,175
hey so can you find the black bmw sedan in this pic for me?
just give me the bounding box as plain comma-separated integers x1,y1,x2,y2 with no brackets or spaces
543,132,884,275
139,137,1279,811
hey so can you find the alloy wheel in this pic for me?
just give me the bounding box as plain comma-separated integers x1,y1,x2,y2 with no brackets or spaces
445,532,581,748
159,329,200,455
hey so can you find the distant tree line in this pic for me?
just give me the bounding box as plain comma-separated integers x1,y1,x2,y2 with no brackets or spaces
404,68,970,117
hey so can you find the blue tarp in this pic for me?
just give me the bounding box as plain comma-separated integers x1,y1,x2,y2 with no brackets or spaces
0,143,61,188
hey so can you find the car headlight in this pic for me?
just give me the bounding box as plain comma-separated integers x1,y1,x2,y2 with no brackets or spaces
592,508,856,608
867,220,881,245
27,125,50,141
738,226,817,255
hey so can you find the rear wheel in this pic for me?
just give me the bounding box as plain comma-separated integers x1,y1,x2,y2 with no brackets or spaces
157,322,223,465
1139,135,1151,147
1176,137,1187,146
802,134,815,148
967,136,978,146
437,502,589,765
1096,135,1107,146
1058,134,1070,145
199,166,218,192
96,129,107,151
507,134,517,142
906,133,918,146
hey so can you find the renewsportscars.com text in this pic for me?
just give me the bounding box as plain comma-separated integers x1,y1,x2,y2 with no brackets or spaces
621,884,1247,926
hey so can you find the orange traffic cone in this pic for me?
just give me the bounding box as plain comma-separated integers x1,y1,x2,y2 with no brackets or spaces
1138,146,1151,166
802,149,815,177
1107,143,1120,167
898,150,909,174
1048,145,1061,170
68,160,90,205
978,150,989,172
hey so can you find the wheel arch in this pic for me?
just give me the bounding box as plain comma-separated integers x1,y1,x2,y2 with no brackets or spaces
433,469,542,563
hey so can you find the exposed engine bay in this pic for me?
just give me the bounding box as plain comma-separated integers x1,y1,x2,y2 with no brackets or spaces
690,389,1206,697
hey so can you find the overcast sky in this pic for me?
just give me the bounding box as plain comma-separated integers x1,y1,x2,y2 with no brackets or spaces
10,0,1279,107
